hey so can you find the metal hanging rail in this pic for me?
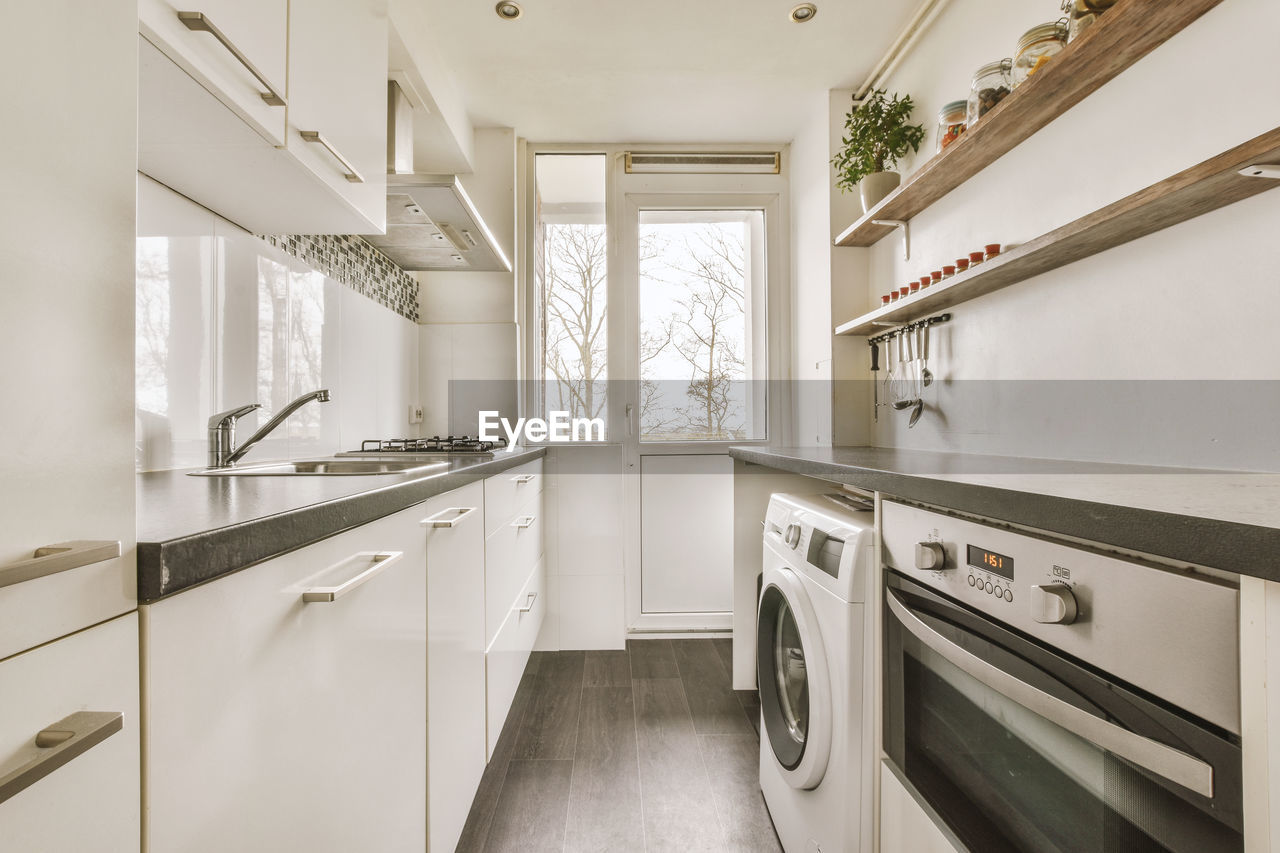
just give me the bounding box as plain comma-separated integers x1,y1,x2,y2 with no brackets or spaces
867,312,951,345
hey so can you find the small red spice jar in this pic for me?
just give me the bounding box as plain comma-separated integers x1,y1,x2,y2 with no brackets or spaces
985,243,1002,259
956,257,970,272
942,264,956,277
890,291,900,301
969,250,985,266
919,276,931,288
931,271,943,284
899,286,911,299
910,281,921,293
882,294,892,305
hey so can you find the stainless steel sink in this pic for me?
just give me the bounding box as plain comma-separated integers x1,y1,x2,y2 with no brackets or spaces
190,459,451,476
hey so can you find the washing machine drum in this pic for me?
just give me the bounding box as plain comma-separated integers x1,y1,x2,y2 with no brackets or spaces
757,568,832,790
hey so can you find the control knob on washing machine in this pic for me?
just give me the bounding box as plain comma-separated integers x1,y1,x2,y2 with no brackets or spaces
783,523,802,549
1030,583,1078,624
914,542,947,571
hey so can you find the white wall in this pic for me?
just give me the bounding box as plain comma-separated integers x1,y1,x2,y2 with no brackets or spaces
850,0,1280,468
136,177,420,469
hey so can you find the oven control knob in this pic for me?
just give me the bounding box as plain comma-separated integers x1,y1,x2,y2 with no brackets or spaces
914,542,947,571
1030,584,1078,624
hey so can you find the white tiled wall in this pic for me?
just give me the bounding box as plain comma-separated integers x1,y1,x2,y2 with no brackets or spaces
136,176,419,470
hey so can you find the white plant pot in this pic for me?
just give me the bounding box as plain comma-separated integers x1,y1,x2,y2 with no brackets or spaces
859,171,901,214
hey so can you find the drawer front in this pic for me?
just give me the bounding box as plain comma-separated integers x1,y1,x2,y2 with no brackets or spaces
485,557,545,759
484,458,544,537
144,503,427,853
484,490,545,647
0,612,140,852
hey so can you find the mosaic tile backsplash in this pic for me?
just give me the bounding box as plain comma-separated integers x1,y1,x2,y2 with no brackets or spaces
258,234,419,322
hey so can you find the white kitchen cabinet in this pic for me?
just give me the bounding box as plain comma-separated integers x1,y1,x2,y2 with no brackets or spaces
139,0,288,145
286,0,388,229
0,613,141,853
482,460,547,758
420,482,487,853
485,555,546,757
142,505,427,853
138,0,388,234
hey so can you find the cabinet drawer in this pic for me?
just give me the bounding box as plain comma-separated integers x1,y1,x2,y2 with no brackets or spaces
0,613,140,852
484,491,544,647
484,458,544,537
485,557,545,759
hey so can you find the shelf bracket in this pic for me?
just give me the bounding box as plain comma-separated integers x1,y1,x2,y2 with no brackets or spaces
871,219,910,260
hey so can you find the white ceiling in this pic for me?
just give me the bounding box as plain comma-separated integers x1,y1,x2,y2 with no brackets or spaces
406,0,920,143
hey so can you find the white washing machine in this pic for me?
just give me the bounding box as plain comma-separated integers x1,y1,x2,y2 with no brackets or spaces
759,492,875,853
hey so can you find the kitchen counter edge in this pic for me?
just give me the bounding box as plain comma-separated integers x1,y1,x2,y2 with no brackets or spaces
137,448,547,602
729,445,1280,582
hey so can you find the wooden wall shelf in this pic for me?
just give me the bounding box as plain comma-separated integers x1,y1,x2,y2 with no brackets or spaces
835,127,1280,336
833,0,1224,249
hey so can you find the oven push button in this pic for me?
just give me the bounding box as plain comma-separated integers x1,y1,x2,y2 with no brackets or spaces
967,575,976,587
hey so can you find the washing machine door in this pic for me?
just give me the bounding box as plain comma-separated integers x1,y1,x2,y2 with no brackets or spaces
757,566,832,790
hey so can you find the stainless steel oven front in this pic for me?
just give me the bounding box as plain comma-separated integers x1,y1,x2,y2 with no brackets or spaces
880,500,1243,853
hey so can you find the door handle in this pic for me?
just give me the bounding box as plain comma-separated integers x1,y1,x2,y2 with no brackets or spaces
420,506,477,528
0,711,124,805
0,540,120,590
625,404,634,436
177,12,287,106
515,592,537,613
511,515,536,530
885,589,1215,797
299,131,365,183
301,551,402,603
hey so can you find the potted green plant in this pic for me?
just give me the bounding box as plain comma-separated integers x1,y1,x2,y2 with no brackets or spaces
832,90,926,213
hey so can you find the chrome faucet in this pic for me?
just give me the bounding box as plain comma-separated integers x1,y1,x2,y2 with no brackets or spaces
206,389,331,468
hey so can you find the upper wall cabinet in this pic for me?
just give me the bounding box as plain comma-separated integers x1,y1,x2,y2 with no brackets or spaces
138,0,388,235
139,0,289,146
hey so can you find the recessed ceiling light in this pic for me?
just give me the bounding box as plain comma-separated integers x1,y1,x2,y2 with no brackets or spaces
790,3,817,23
495,1,522,20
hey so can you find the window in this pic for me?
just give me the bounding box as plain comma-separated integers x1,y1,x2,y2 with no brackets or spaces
534,154,608,438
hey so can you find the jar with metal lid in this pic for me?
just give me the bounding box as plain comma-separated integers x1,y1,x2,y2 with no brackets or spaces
967,59,1012,127
1012,20,1069,88
935,100,968,153
1061,0,1118,42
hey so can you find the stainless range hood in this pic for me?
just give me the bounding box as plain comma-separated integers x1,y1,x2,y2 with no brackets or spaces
362,84,511,272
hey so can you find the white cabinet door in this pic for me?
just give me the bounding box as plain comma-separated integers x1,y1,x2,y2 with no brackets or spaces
0,613,141,852
143,506,427,853
286,0,388,232
880,761,963,853
420,482,487,853
139,0,288,145
485,556,546,758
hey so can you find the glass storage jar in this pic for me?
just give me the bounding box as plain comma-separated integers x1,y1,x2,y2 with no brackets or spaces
935,100,968,152
967,59,1012,127
1012,20,1069,88
1061,0,1118,42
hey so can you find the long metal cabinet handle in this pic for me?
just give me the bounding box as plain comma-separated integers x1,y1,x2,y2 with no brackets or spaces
0,540,120,590
0,711,124,805
511,515,536,530
298,131,365,183
420,507,477,529
177,12,287,106
885,589,1216,798
515,592,537,613
301,551,402,603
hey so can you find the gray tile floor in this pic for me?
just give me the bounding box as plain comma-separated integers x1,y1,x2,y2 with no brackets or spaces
457,638,781,853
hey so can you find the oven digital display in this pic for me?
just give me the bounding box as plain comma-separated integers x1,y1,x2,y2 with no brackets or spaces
967,545,1014,580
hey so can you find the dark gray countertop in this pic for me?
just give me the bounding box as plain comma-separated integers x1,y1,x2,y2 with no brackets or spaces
729,445,1280,580
137,447,545,601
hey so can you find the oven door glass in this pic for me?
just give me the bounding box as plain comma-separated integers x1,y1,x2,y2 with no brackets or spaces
883,572,1242,853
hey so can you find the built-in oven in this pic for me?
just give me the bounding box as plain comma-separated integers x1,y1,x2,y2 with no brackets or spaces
880,500,1243,853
